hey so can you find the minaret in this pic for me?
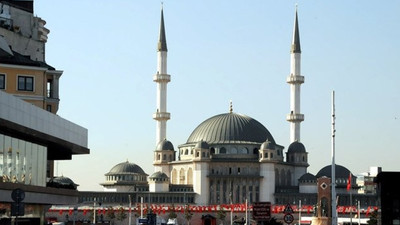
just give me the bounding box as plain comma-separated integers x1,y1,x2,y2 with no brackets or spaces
286,7,304,143
153,6,171,145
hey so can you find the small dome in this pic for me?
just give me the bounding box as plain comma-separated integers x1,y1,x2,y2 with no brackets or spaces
260,139,274,150
48,176,78,190
52,176,78,186
106,161,146,175
287,140,306,153
156,139,174,151
149,171,169,180
316,164,352,179
298,173,317,182
195,140,209,149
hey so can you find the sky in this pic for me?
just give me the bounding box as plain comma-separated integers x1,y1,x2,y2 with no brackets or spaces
34,1,400,191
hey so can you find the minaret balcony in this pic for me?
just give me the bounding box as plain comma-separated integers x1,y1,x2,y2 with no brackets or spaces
153,73,171,82
286,75,304,84
153,112,171,120
286,113,304,122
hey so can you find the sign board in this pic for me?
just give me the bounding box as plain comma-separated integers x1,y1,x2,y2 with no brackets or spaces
283,203,294,214
139,218,148,224
283,213,294,224
11,188,25,202
252,202,271,221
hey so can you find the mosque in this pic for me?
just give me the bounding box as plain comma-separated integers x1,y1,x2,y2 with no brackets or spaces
50,8,379,218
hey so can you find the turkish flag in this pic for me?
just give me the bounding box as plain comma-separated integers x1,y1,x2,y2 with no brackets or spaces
347,172,352,191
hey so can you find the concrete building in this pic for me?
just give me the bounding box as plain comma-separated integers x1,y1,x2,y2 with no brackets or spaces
0,1,89,224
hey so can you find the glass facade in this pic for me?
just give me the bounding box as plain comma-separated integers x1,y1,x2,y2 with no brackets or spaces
0,134,47,186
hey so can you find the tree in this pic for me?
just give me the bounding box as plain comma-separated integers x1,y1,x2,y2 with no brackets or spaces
216,205,226,225
183,205,193,225
367,209,378,225
115,206,127,224
105,206,116,225
168,204,177,219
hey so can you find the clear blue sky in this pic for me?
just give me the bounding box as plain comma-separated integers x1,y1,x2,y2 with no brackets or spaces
35,1,400,191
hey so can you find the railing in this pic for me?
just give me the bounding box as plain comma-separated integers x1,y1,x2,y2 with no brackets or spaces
286,75,305,84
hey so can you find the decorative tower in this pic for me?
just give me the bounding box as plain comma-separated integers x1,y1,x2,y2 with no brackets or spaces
286,7,304,143
153,7,171,145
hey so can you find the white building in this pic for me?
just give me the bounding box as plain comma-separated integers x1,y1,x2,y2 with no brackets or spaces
150,7,308,205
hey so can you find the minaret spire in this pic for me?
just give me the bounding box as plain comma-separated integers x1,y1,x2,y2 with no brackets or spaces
158,5,168,52
291,6,301,53
153,5,171,145
286,6,305,143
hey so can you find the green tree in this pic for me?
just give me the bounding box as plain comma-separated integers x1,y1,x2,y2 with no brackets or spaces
168,204,177,219
367,209,378,225
216,205,226,225
105,206,116,225
183,205,193,225
115,206,127,224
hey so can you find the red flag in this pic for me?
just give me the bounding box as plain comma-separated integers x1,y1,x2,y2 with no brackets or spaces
347,172,352,191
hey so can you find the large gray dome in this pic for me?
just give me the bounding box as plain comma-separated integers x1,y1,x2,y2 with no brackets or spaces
186,113,275,145
106,161,146,175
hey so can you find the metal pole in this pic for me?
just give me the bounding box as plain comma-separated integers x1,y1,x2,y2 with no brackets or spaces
230,192,233,225
93,198,96,224
331,90,337,225
245,198,248,225
358,200,361,225
350,191,352,225
141,197,144,218
299,200,301,225
129,195,132,225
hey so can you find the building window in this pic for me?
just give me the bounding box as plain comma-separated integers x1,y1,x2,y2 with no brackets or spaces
18,76,34,91
0,74,5,89
46,105,52,112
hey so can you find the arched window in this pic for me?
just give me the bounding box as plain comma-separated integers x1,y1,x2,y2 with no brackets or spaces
196,152,200,157
210,147,215,154
179,168,185,184
187,168,193,184
185,149,189,155
220,147,226,154
171,169,178,184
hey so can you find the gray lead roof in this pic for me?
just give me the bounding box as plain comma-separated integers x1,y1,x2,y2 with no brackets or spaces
158,8,168,52
186,112,276,145
291,9,301,53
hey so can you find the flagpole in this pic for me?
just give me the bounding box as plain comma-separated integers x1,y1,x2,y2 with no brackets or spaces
350,189,352,225
331,90,337,225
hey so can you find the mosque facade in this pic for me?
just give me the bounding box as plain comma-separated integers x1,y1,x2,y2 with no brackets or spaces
70,6,378,210
148,7,308,206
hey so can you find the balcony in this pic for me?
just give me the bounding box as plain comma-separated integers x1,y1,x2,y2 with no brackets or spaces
286,113,304,122
153,112,170,120
286,75,304,84
153,73,171,82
